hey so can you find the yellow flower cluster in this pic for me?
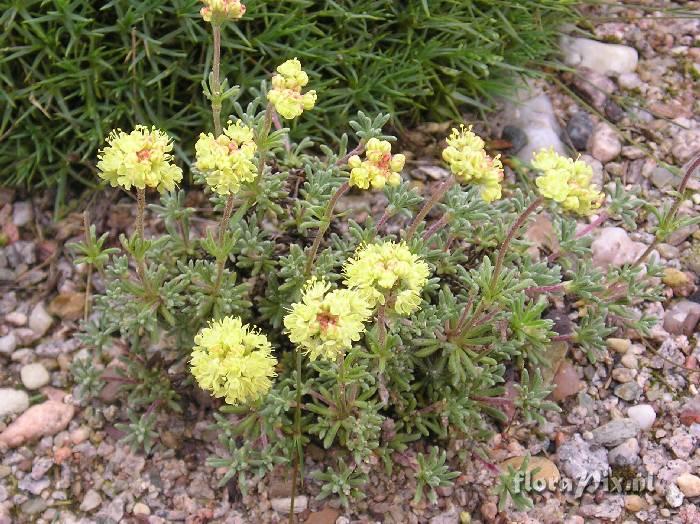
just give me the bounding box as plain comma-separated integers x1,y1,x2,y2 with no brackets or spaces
284,279,371,362
347,138,406,190
344,241,430,316
97,126,183,193
200,0,246,24
267,59,317,120
442,125,504,202
194,120,258,195
191,316,276,405
532,148,604,216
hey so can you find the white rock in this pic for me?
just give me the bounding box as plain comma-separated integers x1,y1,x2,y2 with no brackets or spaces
617,72,642,90
0,389,30,417
506,89,566,163
589,123,622,163
676,473,700,498
0,332,17,355
0,400,75,448
561,36,638,75
270,496,308,514
80,489,102,512
627,405,656,430
28,303,52,338
133,502,151,516
591,227,647,269
5,312,27,326
672,130,700,164
665,483,684,508
12,202,33,228
20,363,50,390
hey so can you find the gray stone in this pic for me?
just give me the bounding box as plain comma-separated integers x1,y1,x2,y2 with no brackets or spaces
589,123,621,162
80,489,102,512
663,300,700,336
0,389,30,417
672,130,700,164
271,496,308,514
651,167,680,189
591,418,640,447
0,332,17,355
572,68,615,112
20,363,50,390
21,498,48,515
429,506,460,524
12,202,33,227
501,125,528,155
28,302,53,338
505,88,566,163
614,382,642,402
557,434,609,480
608,438,639,466
666,483,684,508
561,36,638,75
566,112,594,151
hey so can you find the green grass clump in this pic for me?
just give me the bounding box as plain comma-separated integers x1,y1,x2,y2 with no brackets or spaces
1,0,577,191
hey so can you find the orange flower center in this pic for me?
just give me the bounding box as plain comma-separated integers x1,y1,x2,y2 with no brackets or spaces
377,153,392,171
316,311,339,332
137,148,151,162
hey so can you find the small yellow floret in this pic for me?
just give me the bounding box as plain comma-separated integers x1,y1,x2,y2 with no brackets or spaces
200,0,246,24
284,279,371,361
195,120,257,195
532,148,604,215
97,126,183,192
191,316,276,405
343,241,430,316
347,138,405,190
267,59,317,119
442,125,503,202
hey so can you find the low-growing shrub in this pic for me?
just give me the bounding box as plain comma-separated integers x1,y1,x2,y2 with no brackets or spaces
1,0,578,191
68,1,697,514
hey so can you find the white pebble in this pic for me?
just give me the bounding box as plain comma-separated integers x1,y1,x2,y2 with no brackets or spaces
20,363,50,390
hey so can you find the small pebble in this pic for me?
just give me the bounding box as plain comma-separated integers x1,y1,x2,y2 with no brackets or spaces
627,405,656,430
0,389,30,417
20,363,50,390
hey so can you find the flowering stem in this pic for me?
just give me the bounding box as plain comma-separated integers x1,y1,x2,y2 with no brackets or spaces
377,303,387,348
576,210,609,239
136,188,146,240
405,178,456,241
375,209,391,232
337,353,347,417
211,25,223,137
422,214,449,241
336,142,365,167
271,110,291,152
526,283,566,295
257,104,274,176
289,347,303,522
82,212,92,322
634,153,700,267
304,181,350,277
490,196,543,291
212,193,236,302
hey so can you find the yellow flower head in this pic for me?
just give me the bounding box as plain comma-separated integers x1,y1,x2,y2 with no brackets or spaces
284,279,371,361
191,316,276,405
347,138,405,190
97,126,183,192
442,125,504,202
200,0,246,24
532,148,604,215
344,241,430,316
267,59,317,119
195,120,257,195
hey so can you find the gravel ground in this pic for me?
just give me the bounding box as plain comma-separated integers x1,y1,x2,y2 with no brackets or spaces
1,2,699,523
